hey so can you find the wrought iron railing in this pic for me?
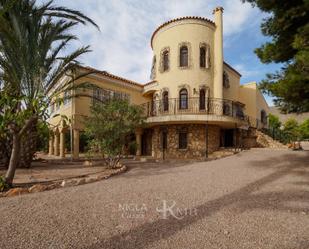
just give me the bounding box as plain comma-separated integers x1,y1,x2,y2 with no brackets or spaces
141,97,246,121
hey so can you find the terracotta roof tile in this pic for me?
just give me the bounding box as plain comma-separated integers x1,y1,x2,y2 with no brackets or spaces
151,16,215,49
75,65,144,88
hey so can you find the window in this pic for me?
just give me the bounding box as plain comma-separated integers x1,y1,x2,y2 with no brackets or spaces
200,47,206,68
236,105,244,119
93,87,130,104
180,46,188,67
261,110,267,124
163,50,169,71
179,88,188,109
223,71,230,88
199,89,206,110
163,91,169,111
223,103,231,116
179,132,188,149
64,91,71,106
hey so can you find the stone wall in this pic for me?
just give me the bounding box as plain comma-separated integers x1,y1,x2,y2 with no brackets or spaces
241,128,258,149
151,124,220,160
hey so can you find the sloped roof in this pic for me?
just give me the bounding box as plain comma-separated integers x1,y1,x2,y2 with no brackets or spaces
151,16,215,49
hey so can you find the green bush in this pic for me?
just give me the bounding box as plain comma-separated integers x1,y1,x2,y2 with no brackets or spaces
0,176,9,192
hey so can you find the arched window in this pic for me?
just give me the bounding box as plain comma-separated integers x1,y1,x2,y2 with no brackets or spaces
200,47,206,68
180,46,188,67
261,110,267,124
163,50,169,71
179,88,188,109
199,89,206,110
163,91,169,111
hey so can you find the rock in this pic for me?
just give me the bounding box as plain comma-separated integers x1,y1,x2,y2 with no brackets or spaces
85,177,97,184
256,131,286,149
223,230,230,235
76,178,86,185
83,160,93,166
28,184,47,193
46,183,59,190
61,179,78,188
5,188,29,197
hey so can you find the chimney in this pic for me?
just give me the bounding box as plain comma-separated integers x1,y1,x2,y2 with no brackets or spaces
213,6,224,100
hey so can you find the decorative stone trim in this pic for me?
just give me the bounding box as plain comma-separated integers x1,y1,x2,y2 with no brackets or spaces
178,84,191,97
160,87,169,96
159,47,170,73
178,41,193,69
1,164,127,198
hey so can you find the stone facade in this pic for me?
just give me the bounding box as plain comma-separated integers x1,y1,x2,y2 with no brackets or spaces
150,124,220,160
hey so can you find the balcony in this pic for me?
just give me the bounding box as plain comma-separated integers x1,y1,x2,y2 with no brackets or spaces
141,97,247,125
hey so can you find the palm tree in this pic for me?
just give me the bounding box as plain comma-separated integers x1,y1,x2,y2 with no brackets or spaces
0,0,98,186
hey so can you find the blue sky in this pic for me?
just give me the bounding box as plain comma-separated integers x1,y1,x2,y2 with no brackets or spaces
52,0,281,105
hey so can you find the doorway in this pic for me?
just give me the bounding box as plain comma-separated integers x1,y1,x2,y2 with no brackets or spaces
223,129,234,147
141,129,153,156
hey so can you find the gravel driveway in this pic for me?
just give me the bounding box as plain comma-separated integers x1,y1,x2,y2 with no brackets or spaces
0,148,308,249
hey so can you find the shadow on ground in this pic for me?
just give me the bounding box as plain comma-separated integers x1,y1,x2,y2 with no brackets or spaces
87,150,309,249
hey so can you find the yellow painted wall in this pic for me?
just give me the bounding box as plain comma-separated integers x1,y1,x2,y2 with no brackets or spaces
239,82,269,122
152,19,215,99
48,72,150,131
223,65,240,101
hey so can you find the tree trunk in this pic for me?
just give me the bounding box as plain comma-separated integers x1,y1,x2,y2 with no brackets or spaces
5,134,21,186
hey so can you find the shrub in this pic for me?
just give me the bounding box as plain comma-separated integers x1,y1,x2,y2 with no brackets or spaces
0,176,9,192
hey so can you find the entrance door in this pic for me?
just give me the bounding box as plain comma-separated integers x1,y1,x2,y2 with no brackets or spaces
141,129,153,156
224,129,234,147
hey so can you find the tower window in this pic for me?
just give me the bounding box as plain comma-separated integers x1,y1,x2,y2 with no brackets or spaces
179,88,188,109
180,46,188,67
199,89,206,110
200,47,206,68
162,91,169,111
163,50,169,71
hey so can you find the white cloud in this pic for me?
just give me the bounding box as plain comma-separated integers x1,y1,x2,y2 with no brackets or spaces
53,0,261,83
234,64,260,79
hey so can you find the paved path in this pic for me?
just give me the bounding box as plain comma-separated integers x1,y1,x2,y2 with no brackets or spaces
0,148,309,249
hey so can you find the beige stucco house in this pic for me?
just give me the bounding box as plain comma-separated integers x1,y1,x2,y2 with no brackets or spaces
47,7,269,160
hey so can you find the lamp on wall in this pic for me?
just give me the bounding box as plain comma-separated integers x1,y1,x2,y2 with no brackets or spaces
193,88,197,95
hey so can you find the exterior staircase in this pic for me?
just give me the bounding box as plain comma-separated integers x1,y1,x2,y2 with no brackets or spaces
256,130,286,149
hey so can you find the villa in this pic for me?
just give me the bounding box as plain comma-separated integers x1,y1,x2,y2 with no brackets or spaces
47,7,269,160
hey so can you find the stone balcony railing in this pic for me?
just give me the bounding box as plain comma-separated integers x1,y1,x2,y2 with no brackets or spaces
141,97,246,121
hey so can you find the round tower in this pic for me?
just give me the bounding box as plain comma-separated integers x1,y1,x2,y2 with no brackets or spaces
150,16,216,99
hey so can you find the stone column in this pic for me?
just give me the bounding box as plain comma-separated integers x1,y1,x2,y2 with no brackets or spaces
73,129,80,160
213,6,224,114
48,133,54,156
135,128,143,158
54,130,60,156
60,129,66,158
